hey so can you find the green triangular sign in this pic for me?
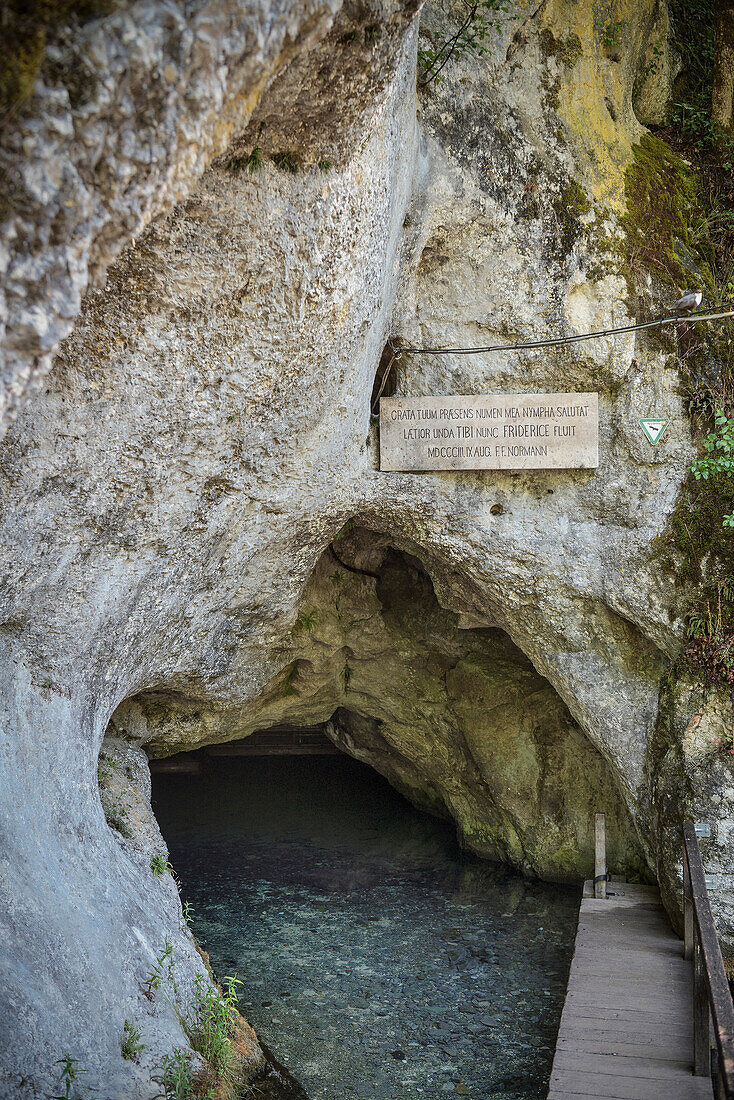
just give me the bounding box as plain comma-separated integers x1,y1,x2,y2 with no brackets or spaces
639,418,668,445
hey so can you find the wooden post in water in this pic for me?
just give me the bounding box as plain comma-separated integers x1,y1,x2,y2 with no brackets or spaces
594,812,607,899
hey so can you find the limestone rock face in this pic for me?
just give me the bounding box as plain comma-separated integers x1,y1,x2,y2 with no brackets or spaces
0,2,421,1095
1,0,732,1095
115,528,650,881
0,0,419,438
655,682,734,954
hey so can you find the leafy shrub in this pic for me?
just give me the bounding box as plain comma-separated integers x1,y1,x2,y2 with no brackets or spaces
151,854,172,877
122,1019,145,1062
601,19,629,50
418,0,514,87
691,408,734,526
186,973,242,1078
152,1049,198,1100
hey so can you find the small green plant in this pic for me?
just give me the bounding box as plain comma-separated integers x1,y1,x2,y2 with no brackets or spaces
271,151,300,174
684,587,734,686
144,939,246,1096
144,939,176,997
637,42,664,82
52,1055,86,1100
152,1048,197,1100
227,146,263,173
294,609,317,633
151,854,172,877
601,19,630,50
186,973,242,1078
182,900,194,924
691,408,734,525
670,100,734,172
418,0,515,87
102,791,132,838
106,811,132,837
121,1019,145,1062
333,519,354,542
245,146,262,173
318,159,332,173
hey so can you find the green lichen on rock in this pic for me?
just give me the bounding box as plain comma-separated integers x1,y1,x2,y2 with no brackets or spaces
540,28,584,70
551,178,593,256
559,179,592,218
659,473,734,685
538,29,584,110
624,125,734,686
620,133,709,295
662,480,734,586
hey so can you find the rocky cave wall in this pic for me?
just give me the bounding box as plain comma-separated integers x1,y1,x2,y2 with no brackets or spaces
1,0,733,1096
111,526,650,882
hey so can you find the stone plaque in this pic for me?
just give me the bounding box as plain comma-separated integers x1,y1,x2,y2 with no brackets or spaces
379,393,599,472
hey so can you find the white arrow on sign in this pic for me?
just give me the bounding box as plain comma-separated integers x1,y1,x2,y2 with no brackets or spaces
639,418,668,445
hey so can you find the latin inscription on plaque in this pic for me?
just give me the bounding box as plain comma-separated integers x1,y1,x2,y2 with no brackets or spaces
379,393,599,472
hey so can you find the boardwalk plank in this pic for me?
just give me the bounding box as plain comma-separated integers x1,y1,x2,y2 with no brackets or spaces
547,1078,712,1100
558,1013,692,1038
556,1035,694,1061
547,880,708,1100
551,1050,697,1079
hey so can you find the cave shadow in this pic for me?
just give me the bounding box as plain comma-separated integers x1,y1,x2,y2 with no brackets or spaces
147,732,582,1100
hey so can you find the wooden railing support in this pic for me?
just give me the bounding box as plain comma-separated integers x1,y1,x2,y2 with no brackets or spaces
683,822,734,1097
693,926,711,1076
684,839,694,961
594,812,606,900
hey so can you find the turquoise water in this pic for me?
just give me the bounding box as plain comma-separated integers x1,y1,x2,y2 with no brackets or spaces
152,754,579,1100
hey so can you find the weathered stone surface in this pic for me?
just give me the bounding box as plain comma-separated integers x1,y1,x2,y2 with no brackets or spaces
114,529,649,881
655,679,734,969
0,3,420,1095
0,0,423,440
1,0,732,1094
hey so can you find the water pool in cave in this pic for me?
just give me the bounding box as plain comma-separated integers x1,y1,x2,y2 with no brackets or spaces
152,752,580,1100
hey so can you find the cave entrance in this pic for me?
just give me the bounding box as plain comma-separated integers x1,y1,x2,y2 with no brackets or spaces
108,524,650,884
148,734,581,1099
102,525,652,1097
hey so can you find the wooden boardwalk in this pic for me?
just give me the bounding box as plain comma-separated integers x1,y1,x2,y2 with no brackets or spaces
548,880,714,1100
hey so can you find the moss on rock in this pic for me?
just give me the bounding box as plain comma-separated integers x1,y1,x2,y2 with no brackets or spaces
620,133,708,296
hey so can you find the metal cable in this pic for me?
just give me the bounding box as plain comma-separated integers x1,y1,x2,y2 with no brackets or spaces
392,307,734,357
369,308,734,413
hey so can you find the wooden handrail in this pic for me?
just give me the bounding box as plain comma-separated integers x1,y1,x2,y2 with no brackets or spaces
683,822,734,1098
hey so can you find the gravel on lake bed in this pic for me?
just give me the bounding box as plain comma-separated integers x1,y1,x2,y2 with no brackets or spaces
153,756,580,1100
